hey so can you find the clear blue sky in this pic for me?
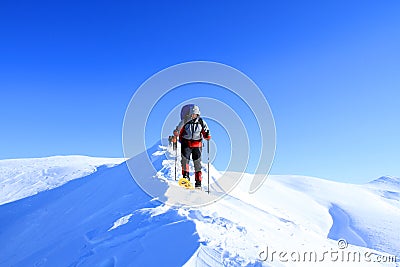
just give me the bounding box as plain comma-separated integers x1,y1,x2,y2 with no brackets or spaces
0,0,399,183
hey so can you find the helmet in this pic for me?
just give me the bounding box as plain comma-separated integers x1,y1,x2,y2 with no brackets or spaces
190,105,201,116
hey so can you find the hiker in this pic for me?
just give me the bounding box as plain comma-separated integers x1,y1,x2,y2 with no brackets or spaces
168,129,179,150
178,105,211,188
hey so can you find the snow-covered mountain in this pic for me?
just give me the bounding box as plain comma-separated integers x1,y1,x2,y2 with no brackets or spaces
0,145,399,266
0,156,125,205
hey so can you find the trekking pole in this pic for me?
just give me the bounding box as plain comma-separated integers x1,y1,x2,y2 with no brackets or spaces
174,141,177,181
207,139,210,194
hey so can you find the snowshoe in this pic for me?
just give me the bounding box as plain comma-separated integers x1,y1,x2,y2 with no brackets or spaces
178,177,194,189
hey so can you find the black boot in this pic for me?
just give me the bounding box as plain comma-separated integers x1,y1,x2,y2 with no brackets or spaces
182,171,190,180
195,171,202,189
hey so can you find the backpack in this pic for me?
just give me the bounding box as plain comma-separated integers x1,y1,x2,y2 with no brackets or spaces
180,104,194,124
182,117,207,137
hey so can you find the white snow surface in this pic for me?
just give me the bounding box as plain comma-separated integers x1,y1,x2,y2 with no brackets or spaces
0,143,399,266
0,155,125,205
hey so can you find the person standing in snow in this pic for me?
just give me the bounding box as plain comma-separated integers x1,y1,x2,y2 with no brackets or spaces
168,129,179,150
178,105,211,188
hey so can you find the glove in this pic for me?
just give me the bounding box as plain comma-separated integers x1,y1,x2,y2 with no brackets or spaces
204,133,211,140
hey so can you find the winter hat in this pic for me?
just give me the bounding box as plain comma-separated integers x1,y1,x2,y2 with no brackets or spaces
190,105,201,116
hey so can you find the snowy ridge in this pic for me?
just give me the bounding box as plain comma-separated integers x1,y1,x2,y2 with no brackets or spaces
0,144,399,266
367,176,400,193
0,155,125,205
155,145,399,266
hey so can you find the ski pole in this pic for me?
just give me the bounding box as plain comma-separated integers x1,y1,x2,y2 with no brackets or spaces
207,139,210,194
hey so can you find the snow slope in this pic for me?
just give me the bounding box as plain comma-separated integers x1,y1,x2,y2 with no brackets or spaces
0,143,399,266
0,154,199,267
196,173,400,266
0,156,125,205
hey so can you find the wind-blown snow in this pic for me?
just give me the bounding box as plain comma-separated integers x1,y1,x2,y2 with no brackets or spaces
0,144,399,266
108,214,133,231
